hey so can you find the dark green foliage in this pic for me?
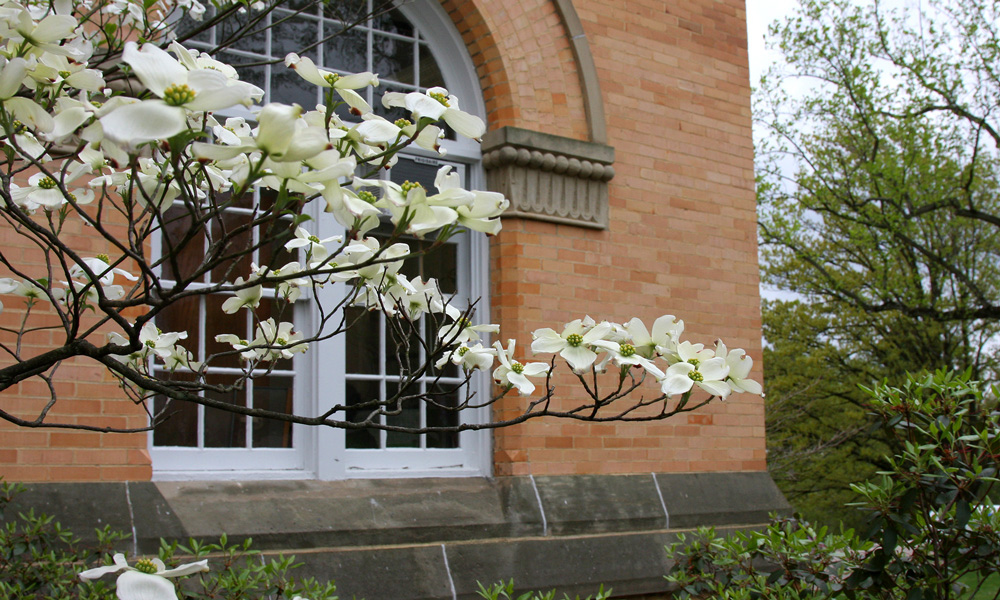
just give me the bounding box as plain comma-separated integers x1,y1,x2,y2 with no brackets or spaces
667,371,1000,600
757,0,1000,524
0,481,123,599
475,580,611,600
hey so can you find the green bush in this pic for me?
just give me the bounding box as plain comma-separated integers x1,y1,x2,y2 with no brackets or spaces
666,370,1000,600
475,579,610,600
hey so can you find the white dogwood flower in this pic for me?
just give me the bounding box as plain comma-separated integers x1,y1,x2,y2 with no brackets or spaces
714,340,763,396
220,277,262,314
381,86,485,140
493,339,549,396
284,53,377,114
531,317,613,373
79,553,209,600
100,42,263,144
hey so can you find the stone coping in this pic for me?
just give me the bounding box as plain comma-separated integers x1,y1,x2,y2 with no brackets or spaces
8,472,789,599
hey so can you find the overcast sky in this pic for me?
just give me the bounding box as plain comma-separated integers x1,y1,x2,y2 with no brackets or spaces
745,0,800,83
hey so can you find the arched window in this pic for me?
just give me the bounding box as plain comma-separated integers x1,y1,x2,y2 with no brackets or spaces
152,0,489,480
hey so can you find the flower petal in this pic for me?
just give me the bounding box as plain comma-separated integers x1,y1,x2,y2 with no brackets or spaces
560,345,597,372
100,101,185,144
123,42,187,98
157,559,209,578
115,570,179,600
442,108,485,140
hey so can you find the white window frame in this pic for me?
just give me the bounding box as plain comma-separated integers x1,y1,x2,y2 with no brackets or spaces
151,0,491,481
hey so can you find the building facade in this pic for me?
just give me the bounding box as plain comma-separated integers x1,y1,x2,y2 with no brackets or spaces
1,0,784,597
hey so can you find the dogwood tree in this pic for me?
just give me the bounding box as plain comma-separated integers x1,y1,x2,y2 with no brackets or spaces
0,0,760,437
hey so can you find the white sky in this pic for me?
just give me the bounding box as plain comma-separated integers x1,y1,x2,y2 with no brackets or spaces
746,0,802,303
746,0,801,84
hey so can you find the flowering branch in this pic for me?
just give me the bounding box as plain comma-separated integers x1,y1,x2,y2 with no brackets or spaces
0,0,761,437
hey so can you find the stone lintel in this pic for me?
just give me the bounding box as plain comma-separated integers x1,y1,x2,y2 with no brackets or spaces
482,127,615,230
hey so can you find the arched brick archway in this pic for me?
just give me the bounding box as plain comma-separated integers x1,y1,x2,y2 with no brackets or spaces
439,0,606,143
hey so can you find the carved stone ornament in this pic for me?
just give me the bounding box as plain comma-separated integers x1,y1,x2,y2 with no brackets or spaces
482,126,615,229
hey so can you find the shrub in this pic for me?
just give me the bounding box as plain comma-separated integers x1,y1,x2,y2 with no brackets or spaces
666,370,1000,600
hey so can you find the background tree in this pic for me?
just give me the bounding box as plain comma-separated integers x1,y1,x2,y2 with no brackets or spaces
756,0,1000,524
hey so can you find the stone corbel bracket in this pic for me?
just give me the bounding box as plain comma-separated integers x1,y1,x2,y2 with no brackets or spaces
482,127,615,229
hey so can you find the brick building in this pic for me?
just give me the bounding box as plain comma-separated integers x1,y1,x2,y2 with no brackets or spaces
2,0,786,597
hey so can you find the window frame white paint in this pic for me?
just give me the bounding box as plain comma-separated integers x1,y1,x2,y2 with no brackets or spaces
151,0,491,481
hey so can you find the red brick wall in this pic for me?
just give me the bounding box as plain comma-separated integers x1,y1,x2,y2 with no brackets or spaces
468,0,766,476
0,217,151,482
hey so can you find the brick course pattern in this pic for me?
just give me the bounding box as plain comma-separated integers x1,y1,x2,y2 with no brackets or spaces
469,0,764,476
0,0,762,481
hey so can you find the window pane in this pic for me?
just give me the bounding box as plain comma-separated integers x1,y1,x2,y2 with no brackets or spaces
174,11,212,43
321,0,368,24
160,204,205,282
156,296,202,356
384,380,420,448
323,28,368,74
152,388,198,447
204,374,247,448
373,33,414,85
210,211,253,282
426,385,459,448
216,11,268,53
345,307,381,374
385,315,421,376
389,157,442,189
253,375,294,448
271,66,319,110
272,13,319,61
205,295,250,369
372,8,414,38
345,379,381,448
419,44,445,89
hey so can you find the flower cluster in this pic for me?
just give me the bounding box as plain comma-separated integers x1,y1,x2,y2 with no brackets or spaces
531,315,761,400
434,314,762,399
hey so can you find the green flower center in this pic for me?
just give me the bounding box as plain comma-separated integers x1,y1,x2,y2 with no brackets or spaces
276,338,287,345
37,177,58,190
58,70,72,79
163,83,196,106
90,100,102,108
394,118,412,128
308,235,321,243
687,370,704,382
566,333,583,347
429,91,450,107
324,72,341,85
358,190,377,204
510,361,524,374
457,346,469,357
96,253,110,263
401,180,424,196
145,340,156,348
619,343,635,357
134,558,158,574
687,358,700,367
